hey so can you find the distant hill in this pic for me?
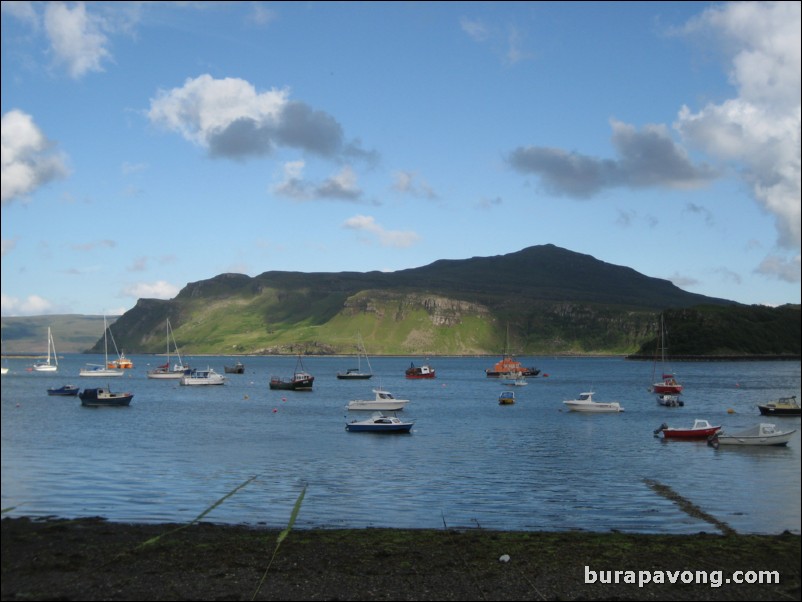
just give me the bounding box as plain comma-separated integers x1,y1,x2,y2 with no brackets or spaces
0,315,118,355
2,245,798,357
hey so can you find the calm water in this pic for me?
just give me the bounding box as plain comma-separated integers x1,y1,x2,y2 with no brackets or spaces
2,354,800,534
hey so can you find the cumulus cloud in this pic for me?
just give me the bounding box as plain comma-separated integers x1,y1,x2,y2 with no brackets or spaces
148,75,375,163
273,161,363,201
675,1,801,252
1,110,69,204
342,215,421,248
121,280,180,301
44,1,112,78
1,293,55,316
508,120,717,198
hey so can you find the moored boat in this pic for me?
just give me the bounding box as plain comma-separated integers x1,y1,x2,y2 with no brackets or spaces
563,391,623,413
180,367,225,386
405,361,435,379
347,389,409,411
708,423,797,448
657,394,684,407
79,387,133,407
345,413,414,433
47,384,80,396
270,356,314,390
224,361,245,374
757,395,800,416
499,390,515,405
656,419,720,440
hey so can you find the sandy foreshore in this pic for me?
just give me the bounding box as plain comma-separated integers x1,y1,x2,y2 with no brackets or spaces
2,517,799,601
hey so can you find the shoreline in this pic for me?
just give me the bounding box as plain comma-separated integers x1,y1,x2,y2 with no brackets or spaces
2,517,800,601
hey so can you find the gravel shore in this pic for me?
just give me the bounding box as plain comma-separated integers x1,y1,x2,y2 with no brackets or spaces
2,517,799,601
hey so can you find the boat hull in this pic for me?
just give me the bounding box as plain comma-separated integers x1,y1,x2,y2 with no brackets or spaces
758,406,801,416
347,401,408,411
714,433,794,446
563,402,623,413
662,428,720,439
79,368,124,377
79,388,133,407
269,376,314,390
47,385,80,396
337,372,372,380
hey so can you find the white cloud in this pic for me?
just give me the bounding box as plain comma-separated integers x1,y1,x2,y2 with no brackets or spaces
121,280,180,301
1,293,55,316
2,237,18,257
342,215,421,248
675,1,801,252
148,75,375,163
44,1,112,78
755,254,801,283
1,110,69,204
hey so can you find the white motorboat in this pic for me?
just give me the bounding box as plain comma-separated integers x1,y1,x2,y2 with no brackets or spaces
709,423,797,448
180,367,225,386
345,413,413,433
563,391,623,413
347,388,409,411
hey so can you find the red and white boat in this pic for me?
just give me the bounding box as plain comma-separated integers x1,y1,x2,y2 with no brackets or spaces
405,361,435,379
656,419,720,440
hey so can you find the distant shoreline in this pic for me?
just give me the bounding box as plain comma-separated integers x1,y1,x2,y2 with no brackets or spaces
4,353,800,361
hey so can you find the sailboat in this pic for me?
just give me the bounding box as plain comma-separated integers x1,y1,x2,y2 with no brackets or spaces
650,314,682,395
337,333,373,379
147,318,190,379
79,316,124,377
32,327,59,372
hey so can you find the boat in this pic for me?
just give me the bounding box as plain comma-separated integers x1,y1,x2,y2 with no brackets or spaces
485,327,539,379
104,325,132,369
269,356,314,390
499,390,515,405
79,386,133,407
655,419,721,440
79,317,124,377
757,395,801,416
180,367,226,386
405,361,435,379
32,327,59,372
650,314,682,395
224,361,245,374
347,388,409,411
147,319,190,379
107,352,133,370
708,423,797,448
345,412,414,433
337,334,373,379
47,384,80,396
657,394,684,407
563,391,623,413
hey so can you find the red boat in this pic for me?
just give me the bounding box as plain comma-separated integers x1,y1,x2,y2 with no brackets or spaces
651,374,683,395
405,362,435,379
485,355,540,378
656,419,720,440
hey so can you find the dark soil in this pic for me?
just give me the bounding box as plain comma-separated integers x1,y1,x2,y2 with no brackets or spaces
2,517,800,601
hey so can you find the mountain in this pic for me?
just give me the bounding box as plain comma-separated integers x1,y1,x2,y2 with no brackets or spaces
89,245,751,356
3,245,797,357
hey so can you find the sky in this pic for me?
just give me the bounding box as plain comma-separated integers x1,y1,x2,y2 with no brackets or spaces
1,1,800,317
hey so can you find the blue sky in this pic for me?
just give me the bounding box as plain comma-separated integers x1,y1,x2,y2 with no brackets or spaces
2,1,800,317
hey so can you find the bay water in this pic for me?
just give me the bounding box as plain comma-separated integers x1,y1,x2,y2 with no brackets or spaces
2,354,799,534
